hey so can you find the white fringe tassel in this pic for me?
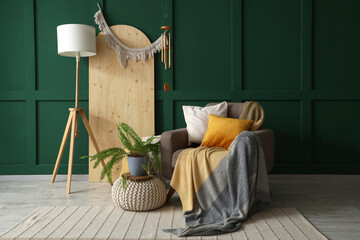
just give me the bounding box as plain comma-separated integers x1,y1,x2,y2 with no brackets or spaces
94,10,166,68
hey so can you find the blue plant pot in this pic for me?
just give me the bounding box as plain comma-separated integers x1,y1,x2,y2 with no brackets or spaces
127,155,148,176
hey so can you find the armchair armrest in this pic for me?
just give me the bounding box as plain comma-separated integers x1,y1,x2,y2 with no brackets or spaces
253,129,275,173
161,128,189,179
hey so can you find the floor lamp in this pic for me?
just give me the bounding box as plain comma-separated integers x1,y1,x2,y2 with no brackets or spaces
50,24,112,194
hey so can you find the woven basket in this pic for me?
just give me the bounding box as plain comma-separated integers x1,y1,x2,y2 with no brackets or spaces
112,176,167,211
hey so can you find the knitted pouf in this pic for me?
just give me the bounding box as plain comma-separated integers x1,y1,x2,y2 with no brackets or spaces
112,176,167,211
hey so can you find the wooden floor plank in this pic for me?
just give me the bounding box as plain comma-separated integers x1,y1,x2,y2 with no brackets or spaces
0,174,359,240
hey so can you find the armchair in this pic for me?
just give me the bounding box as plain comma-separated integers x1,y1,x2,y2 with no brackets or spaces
161,102,275,179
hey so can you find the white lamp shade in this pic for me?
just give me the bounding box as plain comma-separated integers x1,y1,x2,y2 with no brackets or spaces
57,24,96,57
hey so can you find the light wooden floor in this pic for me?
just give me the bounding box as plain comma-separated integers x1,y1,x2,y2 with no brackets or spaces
0,175,359,240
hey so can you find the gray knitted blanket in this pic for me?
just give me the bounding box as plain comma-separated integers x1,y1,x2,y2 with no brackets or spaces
164,131,271,237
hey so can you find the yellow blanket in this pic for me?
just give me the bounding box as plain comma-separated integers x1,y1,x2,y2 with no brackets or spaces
239,101,264,131
170,146,230,212
119,158,129,176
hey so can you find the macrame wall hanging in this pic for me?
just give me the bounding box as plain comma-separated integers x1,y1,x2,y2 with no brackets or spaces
94,3,172,72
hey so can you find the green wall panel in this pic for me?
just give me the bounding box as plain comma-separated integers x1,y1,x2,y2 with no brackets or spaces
312,101,360,165
173,0,232,91
313,0,360,90
1,0,360,174
0,0,26,90
35,0,98,91
37,101,88,168
0,101,26,165
259,101,302,165
243,0,301,90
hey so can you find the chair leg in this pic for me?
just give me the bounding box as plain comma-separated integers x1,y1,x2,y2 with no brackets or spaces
166,186,176,202
66,112,77,194
79,111,113,185
51,112,73,183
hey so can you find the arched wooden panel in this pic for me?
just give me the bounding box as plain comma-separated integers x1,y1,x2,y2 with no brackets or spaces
89,25,154,182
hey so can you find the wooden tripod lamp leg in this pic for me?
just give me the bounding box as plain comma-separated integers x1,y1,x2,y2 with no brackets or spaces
51,112,73,183
79,111,113,185
66,111,77,194
74,112,79,137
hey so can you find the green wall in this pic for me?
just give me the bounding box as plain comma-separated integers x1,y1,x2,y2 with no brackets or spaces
1,0,359,175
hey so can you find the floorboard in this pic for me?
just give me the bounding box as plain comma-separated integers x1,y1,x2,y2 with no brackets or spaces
0,174,359,239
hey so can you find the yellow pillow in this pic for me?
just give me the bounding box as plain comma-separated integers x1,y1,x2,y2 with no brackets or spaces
200,114,254,149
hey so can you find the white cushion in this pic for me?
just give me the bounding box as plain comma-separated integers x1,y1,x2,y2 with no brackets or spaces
182,101,228,144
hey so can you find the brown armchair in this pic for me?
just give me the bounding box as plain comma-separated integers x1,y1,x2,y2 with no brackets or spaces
161,102,275,179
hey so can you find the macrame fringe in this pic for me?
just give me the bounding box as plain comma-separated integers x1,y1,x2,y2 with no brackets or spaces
94,10,166,68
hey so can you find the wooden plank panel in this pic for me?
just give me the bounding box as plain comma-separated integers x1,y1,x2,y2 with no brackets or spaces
89,25,155,182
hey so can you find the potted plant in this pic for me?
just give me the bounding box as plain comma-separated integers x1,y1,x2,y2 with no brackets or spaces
84,122,161,185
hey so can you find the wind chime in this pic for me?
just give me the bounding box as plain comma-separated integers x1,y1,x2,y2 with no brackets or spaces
161,26,171,91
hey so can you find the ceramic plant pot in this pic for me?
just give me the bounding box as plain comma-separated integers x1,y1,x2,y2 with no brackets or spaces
127,155,148,176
